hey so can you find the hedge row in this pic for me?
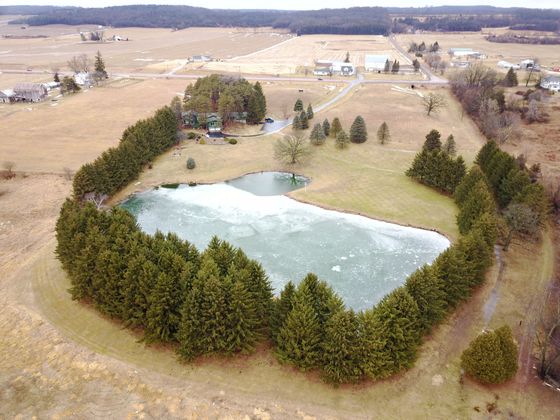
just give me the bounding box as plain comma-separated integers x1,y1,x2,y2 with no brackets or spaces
72,106,177,198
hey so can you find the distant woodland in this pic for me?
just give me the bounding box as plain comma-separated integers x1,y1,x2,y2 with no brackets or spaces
2,5,559,35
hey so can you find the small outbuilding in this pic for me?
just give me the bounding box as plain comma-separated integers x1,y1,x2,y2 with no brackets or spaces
0,89,15,103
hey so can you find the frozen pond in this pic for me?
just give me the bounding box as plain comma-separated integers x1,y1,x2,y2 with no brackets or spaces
121,174,449,310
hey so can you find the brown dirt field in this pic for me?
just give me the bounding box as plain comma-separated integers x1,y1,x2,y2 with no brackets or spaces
0,24,291,73
395,31,560,71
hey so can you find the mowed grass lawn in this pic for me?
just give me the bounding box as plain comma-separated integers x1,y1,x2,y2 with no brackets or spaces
115,85,486,239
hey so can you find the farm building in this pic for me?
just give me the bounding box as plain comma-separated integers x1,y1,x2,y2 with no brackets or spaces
365,55,390,72
315,60,355,76
313,65,331,76
13,83,47,102
448,48,485,59
42,81,60,91
520,59,536,70
192,55,211,62
207,114,223,133
74,72,92,87
541,75,560,92
498,61,520,70
0,89,15,103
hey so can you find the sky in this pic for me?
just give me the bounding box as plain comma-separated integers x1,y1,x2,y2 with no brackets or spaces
4,0,560,10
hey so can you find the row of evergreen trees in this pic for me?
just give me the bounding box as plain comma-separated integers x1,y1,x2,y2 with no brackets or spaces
475,140,548,225
56,200,274,354
72,106,178,199
57,106,500,385
406,129,466,193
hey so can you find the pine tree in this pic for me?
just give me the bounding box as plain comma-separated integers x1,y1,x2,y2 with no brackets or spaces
294,98,303,112
443,134,456,156
344,51,350,63
330,117,342,138
306,103,314,120
391,60,400,73
497,168,531,208
503,68,518,87
349,116,367,143
454,165,488,207
423,129,442,151
358,309,392,379
412,59,420,72
224,275,259,354
53,72,60,83
461,325,518,384
270,281,296,344
475,140,499,173
310,123,326,145
242,260,273,335
254,81,266,121
383,59,390,73
433,247,472,307
335,129,350,149
370,288,421,375
404,265,447,333
292,114,301,130
299,110,309,129
322,118,330,137
94,50,108,79
145,272,182,342
275,294,322,371
376,122,390,145
456,180,496,235
321,310,363,384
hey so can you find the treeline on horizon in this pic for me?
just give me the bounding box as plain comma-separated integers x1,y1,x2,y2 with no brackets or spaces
5,5,559,34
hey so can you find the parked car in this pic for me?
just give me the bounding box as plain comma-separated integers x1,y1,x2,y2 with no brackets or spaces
317,77,323,80
264,117,274,123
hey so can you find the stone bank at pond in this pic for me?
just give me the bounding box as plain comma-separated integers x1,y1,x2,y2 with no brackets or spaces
121,172,449,311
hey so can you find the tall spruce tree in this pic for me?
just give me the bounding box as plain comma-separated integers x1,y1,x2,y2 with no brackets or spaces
275,294,322,371
383,59,391,73
294,98,303,112
335,130,350,149
503,68,518,87
443,134,456,156
330,117,342,138
94,50,108,79
310,123,326,145
321,310,363,384
377,122,390,145
270,281,296,344
322,118,330,137
404,265,447,333
299,110,309,129
349,116,367,143
292,114,301,130
423,129,442,151
371,288,421,375
457,180,496,235
306,103,314,120
454,165,488,206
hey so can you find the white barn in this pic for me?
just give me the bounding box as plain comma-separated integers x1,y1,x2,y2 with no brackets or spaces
365,55,390,72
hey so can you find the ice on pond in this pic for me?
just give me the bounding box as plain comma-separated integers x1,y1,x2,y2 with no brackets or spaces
121,181,449,311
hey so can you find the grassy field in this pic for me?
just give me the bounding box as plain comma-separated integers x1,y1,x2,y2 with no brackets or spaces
114,84,487,241
0,24,291,73
200,34,410,75
395,31,560,71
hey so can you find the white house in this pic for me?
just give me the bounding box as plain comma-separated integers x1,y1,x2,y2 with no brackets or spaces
331,61,355,76
365,55,390,72
520,59,535,70
74,72,92,87
313,66,331,76
448,48,485,59
540,75,560,92
192,55,211,62
42,81,60,91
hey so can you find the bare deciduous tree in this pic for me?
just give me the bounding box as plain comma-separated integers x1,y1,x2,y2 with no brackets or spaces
67,54,92,73
535,292,560,380
63,167,74,181
422,93,447,116
503,203,539,251
2,161,15,179
84,192,109,209
274,134,311,165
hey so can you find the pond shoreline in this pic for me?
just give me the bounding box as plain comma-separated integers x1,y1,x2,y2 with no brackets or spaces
113,169,454,244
